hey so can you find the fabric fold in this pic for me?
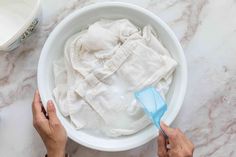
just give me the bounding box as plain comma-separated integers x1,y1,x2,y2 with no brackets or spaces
53,19,177,137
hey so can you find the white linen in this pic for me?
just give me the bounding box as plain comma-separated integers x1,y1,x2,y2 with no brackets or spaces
53,19,177,137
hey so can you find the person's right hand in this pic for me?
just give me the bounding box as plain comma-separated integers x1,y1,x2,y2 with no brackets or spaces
32,90,67,157
157,122,194,157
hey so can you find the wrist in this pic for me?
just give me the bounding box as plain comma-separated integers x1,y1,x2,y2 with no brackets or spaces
47,149,65,157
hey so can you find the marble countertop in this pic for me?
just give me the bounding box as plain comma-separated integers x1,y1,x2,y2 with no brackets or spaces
0,0,236,157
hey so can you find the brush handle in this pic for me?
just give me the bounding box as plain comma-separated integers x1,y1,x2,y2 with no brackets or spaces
159,126,168,139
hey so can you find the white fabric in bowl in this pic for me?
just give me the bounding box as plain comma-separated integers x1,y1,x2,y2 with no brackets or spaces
53,19,177,137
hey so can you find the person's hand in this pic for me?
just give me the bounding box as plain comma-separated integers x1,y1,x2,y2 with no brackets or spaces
32,90,67,157
157,122,194,157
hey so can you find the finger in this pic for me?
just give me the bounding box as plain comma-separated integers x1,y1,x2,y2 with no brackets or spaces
177,132,194,157
179,131,194,150
47,100,60,125
160,122,176,137
41,105,48,119
33,116,49,132
32,90,45,120
174,129,190,145
160,122,179,147
157,133,167,157
167,149,178,157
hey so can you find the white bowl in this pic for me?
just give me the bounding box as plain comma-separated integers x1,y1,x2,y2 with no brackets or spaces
0,0,41,51
38,2,187,151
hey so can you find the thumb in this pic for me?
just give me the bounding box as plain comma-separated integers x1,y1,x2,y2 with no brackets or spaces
160,122,179,147
160,122,175,137
47,100,60,124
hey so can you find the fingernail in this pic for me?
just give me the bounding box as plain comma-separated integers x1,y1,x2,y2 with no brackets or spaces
160,121,165,127
48,100,53,109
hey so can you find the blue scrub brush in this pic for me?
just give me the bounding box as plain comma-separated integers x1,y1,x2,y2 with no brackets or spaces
134,86,168,139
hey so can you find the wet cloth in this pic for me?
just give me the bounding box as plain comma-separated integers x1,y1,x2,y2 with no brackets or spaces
53,19,177,137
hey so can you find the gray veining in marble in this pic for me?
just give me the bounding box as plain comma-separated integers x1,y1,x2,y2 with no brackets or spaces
0,0,236,157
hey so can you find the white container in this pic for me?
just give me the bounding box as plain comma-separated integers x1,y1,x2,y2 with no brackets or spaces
38,2,187,151
0,0,41,51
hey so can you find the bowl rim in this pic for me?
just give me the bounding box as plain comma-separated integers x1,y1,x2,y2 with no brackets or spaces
38,2,187,151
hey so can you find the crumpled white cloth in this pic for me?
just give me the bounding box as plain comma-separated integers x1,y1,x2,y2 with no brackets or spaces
53,19,177,137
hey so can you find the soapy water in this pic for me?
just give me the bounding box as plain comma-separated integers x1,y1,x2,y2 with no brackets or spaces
53,19,177,137
105,74,144,117
134,87,167,127
108,75,132,102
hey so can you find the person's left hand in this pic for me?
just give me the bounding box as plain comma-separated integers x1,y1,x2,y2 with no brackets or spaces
32,90,67,157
